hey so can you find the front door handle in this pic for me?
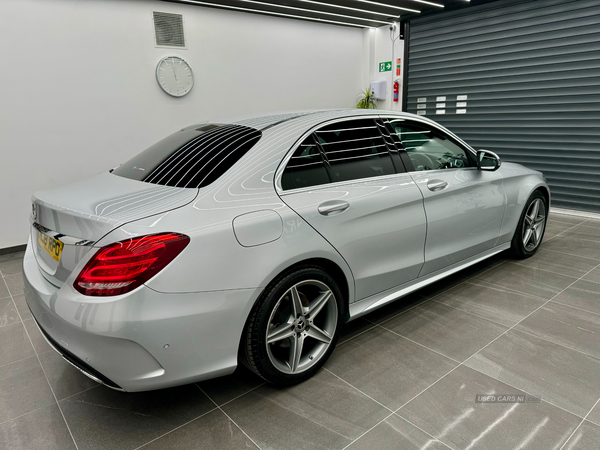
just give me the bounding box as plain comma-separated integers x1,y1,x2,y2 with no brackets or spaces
318,200,350,216
427,180,448,192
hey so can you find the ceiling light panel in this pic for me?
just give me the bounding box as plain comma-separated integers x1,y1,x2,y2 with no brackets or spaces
178,0,377,27
237,0,393,24
294,0,399,18
353,0,420,14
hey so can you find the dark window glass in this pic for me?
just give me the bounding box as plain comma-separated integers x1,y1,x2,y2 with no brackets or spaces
281,136,330,190
113,124,261,188
316,119,395,183
389,120,473,171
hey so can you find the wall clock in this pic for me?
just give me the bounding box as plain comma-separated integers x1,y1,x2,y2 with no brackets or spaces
156,56,194,97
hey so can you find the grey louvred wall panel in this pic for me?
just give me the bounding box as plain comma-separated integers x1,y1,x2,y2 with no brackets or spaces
406,0,600,213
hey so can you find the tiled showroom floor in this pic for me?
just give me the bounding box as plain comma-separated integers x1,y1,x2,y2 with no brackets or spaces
2,213,600,450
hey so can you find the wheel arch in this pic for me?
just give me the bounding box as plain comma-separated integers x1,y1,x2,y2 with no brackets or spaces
237,256,352,360
534,185,550,210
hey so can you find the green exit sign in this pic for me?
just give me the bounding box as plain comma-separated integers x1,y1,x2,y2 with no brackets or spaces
379,61,392,72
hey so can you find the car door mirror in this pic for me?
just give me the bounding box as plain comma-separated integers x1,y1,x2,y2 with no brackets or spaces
477,149,501,171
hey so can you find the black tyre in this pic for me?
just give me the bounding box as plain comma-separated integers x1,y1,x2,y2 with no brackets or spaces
240,266,343,385
510,190,548,259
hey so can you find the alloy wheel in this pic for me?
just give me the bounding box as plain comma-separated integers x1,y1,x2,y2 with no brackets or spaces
265,279,338,374
522,198,546,252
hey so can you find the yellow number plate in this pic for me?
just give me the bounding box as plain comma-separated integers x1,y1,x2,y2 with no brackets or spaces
38,232,63,262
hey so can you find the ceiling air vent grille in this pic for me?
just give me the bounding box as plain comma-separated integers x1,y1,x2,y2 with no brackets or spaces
153,11,186,48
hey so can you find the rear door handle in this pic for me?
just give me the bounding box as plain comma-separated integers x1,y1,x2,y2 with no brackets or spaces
318,200,350,216
427,180,448,192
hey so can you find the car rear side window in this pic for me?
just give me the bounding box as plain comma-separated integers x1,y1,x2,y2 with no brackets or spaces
112,124,262,188
315,119,396,183
281,136,330,191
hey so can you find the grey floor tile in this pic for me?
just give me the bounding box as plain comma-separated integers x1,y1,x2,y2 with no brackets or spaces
0,322,35,366
383,301,508,361
141,409,258,450
11,294,32,321
398,365,580,450
544,220,580,239
586,400,600,426
221,369,391,450
38,350,100,400
510,248,599,279
0,356,55,422
339,317,376,344
0,404,76,450
552,280,600,315
581,218,600,228
474,261,577,299
325,326,457,410
22,318,52,355
0,251,25,263
346,414,451,450
197,365,263,406
366,293,429,325
0,297,20,328
583,267,600,284
543,235,600,261
59,384,215,450
0,255,23,276
466,329,600,417
562,225,600,242
562,421,600,450
0,279,9,299
515,302,600,360
435,281,545,327
549,215,588,226
3,273,24,296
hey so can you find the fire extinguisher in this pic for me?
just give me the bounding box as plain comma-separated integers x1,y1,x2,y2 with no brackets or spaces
393,81,399,103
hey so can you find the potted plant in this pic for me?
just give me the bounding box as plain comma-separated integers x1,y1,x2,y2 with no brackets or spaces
356,87,377,109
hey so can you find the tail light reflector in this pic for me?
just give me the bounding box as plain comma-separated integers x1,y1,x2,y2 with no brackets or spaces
74,233,189,296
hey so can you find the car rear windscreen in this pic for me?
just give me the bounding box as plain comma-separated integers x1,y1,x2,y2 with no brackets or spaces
112,124,262,188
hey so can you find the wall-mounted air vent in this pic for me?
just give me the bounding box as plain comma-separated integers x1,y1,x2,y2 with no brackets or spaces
153,11,186,49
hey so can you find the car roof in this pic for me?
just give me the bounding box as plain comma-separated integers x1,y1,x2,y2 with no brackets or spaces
233,109,386,130
229,109,454,164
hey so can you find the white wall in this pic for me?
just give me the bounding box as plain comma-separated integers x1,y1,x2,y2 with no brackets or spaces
0,0,369,248
371,24,404,111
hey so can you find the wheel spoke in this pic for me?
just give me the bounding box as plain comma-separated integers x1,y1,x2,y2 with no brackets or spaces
306,324,332,344
530,229,538,247
266,320,294,344
524,215,533,226
290,286,304,317
534,216,545,226
307,290,332,319
288,333,304,372
530,200,540,221
523,228,533,247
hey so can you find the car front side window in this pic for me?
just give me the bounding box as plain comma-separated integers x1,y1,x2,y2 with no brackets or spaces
391,121,473,172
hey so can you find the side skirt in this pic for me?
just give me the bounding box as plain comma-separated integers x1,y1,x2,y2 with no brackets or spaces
348,243,511,321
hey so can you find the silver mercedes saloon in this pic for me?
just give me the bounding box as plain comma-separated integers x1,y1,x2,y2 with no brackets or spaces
24,109,549,391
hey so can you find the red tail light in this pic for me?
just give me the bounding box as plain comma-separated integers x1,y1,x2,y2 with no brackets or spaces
74,233,190,296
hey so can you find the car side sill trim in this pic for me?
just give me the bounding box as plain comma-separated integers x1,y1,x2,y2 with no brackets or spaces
348,243,511,320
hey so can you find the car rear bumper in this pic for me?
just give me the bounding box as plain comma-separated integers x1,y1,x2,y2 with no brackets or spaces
23,242,261,392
